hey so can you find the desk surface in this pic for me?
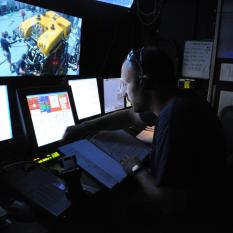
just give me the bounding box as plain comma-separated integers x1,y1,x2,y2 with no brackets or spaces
1,221,47,233
0,128,154,233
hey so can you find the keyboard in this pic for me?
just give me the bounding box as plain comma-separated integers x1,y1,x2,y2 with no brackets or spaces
2,165,71,218
89,130,152,162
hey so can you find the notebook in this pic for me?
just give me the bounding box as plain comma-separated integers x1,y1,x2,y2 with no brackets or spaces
58,130,152,189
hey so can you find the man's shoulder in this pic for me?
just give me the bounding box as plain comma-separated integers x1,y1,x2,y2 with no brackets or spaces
158,90,214,127
0,38,6,43
172,91,211,115
1,38,10,47
16,59,23,65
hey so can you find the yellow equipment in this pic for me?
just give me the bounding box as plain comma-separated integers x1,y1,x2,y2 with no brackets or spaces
19,11,71,56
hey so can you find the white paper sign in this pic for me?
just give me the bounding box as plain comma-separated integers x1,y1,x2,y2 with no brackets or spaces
182,41,213,79
220,63,233,81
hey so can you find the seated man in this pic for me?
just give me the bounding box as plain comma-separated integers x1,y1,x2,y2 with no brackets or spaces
15,53,27,75
63,46,226,232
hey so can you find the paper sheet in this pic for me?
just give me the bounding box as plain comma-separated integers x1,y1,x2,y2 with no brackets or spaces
182,41,213,79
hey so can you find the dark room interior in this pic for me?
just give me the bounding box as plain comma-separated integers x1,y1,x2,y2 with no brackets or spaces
0,0,233,232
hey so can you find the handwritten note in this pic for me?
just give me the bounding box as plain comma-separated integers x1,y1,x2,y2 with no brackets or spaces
182,41,213,79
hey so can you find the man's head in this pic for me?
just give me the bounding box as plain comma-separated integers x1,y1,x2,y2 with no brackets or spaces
22,53,27,60
2,31,8,38
121,46,176,113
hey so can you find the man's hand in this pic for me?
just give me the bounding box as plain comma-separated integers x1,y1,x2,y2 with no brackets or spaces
61,123,92,145
120,155,142,175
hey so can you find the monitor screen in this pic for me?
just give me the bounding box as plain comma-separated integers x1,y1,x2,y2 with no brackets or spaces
26,92,75,147
69,78,102,120
96,0,134,8
0,1,82,77
103,78,124,113
0,85,12,141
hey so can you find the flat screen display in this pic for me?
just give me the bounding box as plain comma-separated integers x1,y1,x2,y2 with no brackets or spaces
27,92,75,147
0,1,82,77
96,0,134,8
69,78,101,119
0,85,12,141
103,78,124,113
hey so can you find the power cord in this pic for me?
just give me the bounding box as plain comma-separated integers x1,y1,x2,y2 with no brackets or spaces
0,160,59,178
136,0,165,26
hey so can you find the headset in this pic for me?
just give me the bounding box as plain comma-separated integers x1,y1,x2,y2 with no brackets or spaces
126,47,151,88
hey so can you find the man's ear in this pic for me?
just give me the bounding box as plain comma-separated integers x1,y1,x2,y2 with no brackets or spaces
139,75,151,89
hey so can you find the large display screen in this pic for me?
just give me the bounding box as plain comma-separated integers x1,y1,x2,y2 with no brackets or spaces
0,1,82,77
27,92,75,147
0,85,12,141
103,78,124,113
96,0,134,8
69,78,101,120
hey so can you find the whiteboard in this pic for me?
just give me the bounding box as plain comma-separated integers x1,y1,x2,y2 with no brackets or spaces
182,41,213,79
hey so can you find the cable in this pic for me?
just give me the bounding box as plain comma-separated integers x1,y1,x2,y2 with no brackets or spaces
136,0,158,16
0,159,60,178
136,0,165,27
1,160,37,170
137,0,163,26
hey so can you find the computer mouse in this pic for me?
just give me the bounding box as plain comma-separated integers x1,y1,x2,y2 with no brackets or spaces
7,200,36,222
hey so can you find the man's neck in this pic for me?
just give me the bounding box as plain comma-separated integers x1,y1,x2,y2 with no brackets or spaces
151,90,178,115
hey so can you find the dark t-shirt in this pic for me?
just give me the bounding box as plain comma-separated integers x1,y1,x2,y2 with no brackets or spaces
0,38,10,53
140,90,226,218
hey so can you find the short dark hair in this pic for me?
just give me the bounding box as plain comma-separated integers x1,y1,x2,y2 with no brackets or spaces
22,53,27,60
2,31,7,38
127,46,176,89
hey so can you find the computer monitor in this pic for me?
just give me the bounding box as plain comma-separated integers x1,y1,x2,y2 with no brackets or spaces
103,78,124,113
68,78,102,120
0,85,13,142
17,86,78,149
0,0,82,77
96,0,134,8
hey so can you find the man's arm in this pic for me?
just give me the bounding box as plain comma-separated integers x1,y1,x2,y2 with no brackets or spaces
62,108,148,143
83,108,147,130
121,156,187,215
135,169,187,215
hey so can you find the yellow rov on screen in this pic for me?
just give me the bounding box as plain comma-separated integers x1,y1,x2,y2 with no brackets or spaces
19,11,71,56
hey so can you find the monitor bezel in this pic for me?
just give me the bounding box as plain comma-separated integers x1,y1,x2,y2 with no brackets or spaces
95,0,135,9
16,85,79,155
0,81,15,145
0,0,83,78
68,76,103,122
